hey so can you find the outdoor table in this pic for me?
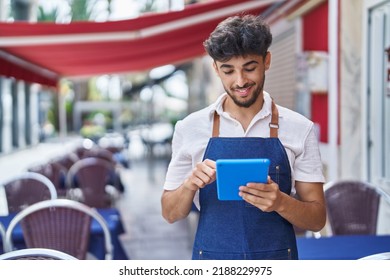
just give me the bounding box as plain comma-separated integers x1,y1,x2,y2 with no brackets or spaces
297,234,390,260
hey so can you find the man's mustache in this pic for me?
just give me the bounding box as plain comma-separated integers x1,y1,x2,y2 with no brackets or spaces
232,83,255,90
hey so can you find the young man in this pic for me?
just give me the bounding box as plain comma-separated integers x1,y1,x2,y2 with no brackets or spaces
161,14,326,260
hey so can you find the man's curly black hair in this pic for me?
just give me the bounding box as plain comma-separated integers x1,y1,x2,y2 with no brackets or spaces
203,14,272,62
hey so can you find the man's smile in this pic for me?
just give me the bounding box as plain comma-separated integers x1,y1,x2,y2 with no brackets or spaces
234,85,254,97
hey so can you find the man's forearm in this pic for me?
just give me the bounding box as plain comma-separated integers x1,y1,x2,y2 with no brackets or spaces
276,181,326,232
277,192,326,232
161,186,197,223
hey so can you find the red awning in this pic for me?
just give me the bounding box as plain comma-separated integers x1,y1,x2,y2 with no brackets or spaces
0,0,278,88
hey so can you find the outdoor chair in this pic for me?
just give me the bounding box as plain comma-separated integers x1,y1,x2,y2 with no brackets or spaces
324,180,385,235
1,172,57,214
75,146,126,191
77,146,116,163
0,248,78,260
4,199,113,260
66,157,121,208
28,161,68,197
0,221,5,253
53,152,80,170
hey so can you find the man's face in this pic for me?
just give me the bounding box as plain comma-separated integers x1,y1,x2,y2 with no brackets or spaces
213,53,270,108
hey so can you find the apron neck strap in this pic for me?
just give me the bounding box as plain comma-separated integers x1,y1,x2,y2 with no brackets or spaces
269,101,279,138
212,101,279,138
212,111,220,137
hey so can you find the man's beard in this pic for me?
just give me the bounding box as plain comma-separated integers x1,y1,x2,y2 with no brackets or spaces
225,74,265,108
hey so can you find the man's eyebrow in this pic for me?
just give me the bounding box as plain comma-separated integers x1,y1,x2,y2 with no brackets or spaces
219,64,234,69
243,60,259,67
219,60,259,69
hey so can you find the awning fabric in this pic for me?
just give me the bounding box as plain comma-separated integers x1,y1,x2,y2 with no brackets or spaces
0,0,278,88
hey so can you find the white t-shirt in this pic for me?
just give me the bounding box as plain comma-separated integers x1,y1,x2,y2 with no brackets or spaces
163,92,325,208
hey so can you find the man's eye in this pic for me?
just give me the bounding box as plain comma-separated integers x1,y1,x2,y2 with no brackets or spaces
223,71,234,75
245,68,255,72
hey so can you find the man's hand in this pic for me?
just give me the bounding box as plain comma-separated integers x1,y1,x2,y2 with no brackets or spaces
238,176,283,212
183,159,216,191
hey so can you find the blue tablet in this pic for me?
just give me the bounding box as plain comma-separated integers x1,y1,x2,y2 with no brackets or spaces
216,158,270,201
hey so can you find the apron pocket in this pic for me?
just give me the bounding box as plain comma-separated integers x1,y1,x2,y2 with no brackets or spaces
196,248,292,260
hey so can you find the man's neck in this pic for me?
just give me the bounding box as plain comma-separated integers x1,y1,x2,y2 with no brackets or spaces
222,94,264,131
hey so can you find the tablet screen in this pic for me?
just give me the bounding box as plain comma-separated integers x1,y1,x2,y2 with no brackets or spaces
216,158,270,200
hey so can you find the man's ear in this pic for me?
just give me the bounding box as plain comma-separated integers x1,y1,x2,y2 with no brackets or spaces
265,52,271,70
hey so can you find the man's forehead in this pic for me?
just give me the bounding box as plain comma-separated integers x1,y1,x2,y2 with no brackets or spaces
215,55,263,68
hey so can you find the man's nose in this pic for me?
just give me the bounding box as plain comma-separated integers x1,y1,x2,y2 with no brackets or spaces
236,73,248,87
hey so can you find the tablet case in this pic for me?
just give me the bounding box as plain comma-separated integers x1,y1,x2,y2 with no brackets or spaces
216,158,270,200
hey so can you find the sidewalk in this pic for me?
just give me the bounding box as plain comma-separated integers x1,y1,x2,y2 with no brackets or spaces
0,136,82,182
116,158,194,259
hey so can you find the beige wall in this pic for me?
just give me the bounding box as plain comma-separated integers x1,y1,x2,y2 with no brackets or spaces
339,0,364,180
